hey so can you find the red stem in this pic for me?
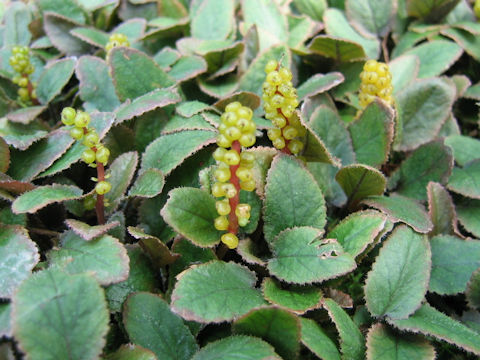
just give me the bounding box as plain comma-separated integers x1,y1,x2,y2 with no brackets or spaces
23,74,39,106
228,140,241,235
95,162,106,225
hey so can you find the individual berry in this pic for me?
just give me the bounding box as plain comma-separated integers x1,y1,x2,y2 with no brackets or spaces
217,134,232,148
61,107,76,125
225,101,242,112
74,111,91,128
235,204,251,219
214,216,229,231
239,134,255,147
95,181,112,195
240,152,255,164
212,182,226,197
223,150,240,166
83,131,99,148
82,149,96,164
240,180,256,192
18,88,29,101
224,126,242,141
236,167,253,182
213,147,227,161
266,71,282,85
214,166,231,183
272,137,286,149
96,146,110,164
70,127,84,140
222,183,237,198
288,139,304,155
221,233,239,249
215,199,231,216
18,77,28,88
265,60,278,73
238,217,249,227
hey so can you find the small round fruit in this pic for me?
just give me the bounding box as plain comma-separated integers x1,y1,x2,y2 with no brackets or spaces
74,111,91,128
221,232,239,249
225,101,242,113
239,134,255,147
222,183,237,198
223,150,240,166
264,60,278,73
83,131,99,148
217,134,232,148
82,149,96,164
70,127,84,140
95,180,112,195
61,107,76,125
214,167,231,183
213,147,227,161
211,182,226,197
214,216,229,231
96,147,110,164
240,179,255,192
215,200,231,216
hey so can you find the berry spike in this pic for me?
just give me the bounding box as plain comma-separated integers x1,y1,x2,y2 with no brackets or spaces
262,59,304,156
212,102,256,250
358,59,393,110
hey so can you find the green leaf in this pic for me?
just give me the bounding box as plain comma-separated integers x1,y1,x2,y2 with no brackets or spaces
198,73,238,98
442,28,480,61
128,169,165,198
191,336,281,360
0,136,9,173
300,317,341,360
6,106,47,125
70,27,109,48
263,154,326,243
445,134,480,166
366,323,435,360
346,0,396,37
171,260,265,322
429,235,480,295
76,55,121,112
238,45,290,97
233,307,301,360
114,18,146,40
262,277,322,314
308,105,355,165
301,113,340,165
12,184,82,214
287,14,317,50
128,227,179,268
141,130,216,176
242,0,288,51
403,40,462,78
109,47,175,101
395,78,456,151
335,164,386,208
123,292,198,360
349,100,395,168
0,303,12,338
105,344,157,360
391,141,453,201
36,58,75,104
115,88,181,124
307,162,347,207
307,35,366,63
38,0,87,24
292,0,327,21
406,0,462,22
168,56,207,82
161,188,221,247
427,182,457,236
8,129,74,181
447,160,480,199
456,198,480,238
297,72,345,101
0,118,49,151
388,304,480,356
327,210,387,258
324,8,380,59
365,225,431,319
363,194,433,233
177,101,211,117
105,245,156,313
38,112,115,178
65,218,120,241
323,298,365,360
389,55,420,94
190,0,234,40
12,268,109,360
49,230,129,285
43,13,91,55
105,151,139,212
466,269,480,310
0,225,39,298
268,227,356,284
3,2,31,46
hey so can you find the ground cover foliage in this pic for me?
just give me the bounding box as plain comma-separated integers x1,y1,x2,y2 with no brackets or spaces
1,0,480,359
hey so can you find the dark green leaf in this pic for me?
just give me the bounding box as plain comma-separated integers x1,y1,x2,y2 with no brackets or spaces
365,225,431,319
171,261,265,322
447,160,480,199
427,182,457,236
105,151,139,212
36,58,75,104
65,219,120,241
346,0,396,37
128,169,164,198
12,184,82,214
190,0,234,40
12,268,109,360
123,292,198,360
445,134,480,166
297,72,345,101
307,35,366,63
456,198,480,237
300,317,341,360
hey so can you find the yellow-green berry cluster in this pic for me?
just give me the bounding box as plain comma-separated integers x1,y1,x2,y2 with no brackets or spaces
105,33,130,52
358,59,393,108
475,0,480,18
212,101,257,249
61,107,111,196
9,46,37,103
263,59,305,155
